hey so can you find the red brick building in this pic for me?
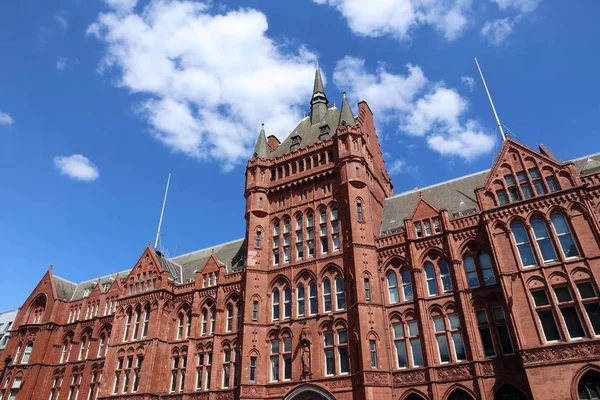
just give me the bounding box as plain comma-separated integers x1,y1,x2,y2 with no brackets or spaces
3,66,600,400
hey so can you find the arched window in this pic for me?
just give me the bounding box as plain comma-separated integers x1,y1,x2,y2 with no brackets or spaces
201,310,208,336
511,222,536,267
255,230,262,249
177,313,185,339
60,339,70,363
551,213,579,258
387,272,399,304
185,311,191,338
226,304,233,332
320,208,327,224
401,269,414,301
309,282,317,315
479,252,496,285
297,284,305,317
21,342,33,364
284,287,292,319
323,278,332,313
272,289,280,321
439,260,453,292
142,304,150,338
463,255,479,288
425,263,438,296
132,307,141,340
98,333,106,358
335,276,345,310
210,308,216,335
331,205,338,221
532,217,557,262
236,303,242,330
578,370,600,400
123,309,132,341
448,389,474,400
296,215,303,230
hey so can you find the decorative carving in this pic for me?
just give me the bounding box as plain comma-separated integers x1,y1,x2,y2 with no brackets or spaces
481,361,495,376
301,329,311,376
240,385,265,398
392,370,426,386
326,378,353,389
521,342,600,365
188,393,210,400
215,391,234,400
265,386,288,395
364,372,389,385
437,364,471,381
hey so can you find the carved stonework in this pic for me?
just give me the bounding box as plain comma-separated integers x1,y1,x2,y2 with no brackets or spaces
521,342,600,365
188,393,209,400
437,364,472,381
325,379,352,389
393,370,426,386
364,372,389,385
265,386,289,396
481,361,495,376
215,391,234,400
240,385,265,398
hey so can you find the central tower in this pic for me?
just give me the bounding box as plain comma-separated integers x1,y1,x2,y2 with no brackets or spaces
239,65,394,399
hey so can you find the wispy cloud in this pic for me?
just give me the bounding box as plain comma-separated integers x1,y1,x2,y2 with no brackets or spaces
55,14,69,31
89,0,320,171
0,111,13,127
53,154,99,182
56,57,68,71
334,57,495,161
460,76,475,91
481,17,515,46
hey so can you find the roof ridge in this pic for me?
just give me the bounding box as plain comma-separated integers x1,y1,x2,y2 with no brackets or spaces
53,275,78,286
170,237,245,260
385,151,600,202
70,269,132,286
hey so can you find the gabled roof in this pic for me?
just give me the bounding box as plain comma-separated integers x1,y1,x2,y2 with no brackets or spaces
171,238,246,282
380,151,600,235
53,276,78,301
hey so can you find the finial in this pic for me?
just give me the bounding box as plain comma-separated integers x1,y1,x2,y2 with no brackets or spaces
49,264,53,271
261,122,264,129
342,90,347,99
211,248,215,255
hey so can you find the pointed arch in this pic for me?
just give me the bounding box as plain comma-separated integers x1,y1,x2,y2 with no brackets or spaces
493,384,529,400
401,389,429,400
572,364,600,400
444,385,476,400
283,384,336,400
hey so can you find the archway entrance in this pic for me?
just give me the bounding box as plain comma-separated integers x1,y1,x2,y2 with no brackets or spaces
448,389,474,400
578,370,600,399
495,384,528,400
283,384,337,400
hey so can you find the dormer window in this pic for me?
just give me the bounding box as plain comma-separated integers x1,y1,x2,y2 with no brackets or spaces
415,222,423,238
290,135,302,151
318,125,330,140
102,283,111,293
83,287,93,297
433,218,441,234
415,218,441,237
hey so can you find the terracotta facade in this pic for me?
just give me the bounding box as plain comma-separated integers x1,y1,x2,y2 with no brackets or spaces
3,71,600,400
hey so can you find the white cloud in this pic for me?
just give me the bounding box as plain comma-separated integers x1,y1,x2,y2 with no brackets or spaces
105,0,138,14
388,159,406,175
335,56,496,160
56,57,68,71
313,0,471,42
89,0,318,170
491,0,541,14
53,154,100,182
0,112,13,127
460,76,474,91
481,17,514,46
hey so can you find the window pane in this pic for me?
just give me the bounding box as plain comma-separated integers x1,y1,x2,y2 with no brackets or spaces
410,339,423,367
433,317,445,332
479,328,496,357
408,321,419,336
339,347,349,373
512,222,536,266
395,341,408,368
475,310,488,325
497,190,509,205
532,290,550,306
324,332,334,346
538,310,561,341
521,183,534,199
449,314,461,329
561,306,585,338
387,272,399,304
392,323,404,338
401,270,414,300
325,349,335,375
452,332,466,360
554,286,573,303
496,325,514,355
532,218,557,262
436,336,450,362
584,303,600,335
578,282,597,299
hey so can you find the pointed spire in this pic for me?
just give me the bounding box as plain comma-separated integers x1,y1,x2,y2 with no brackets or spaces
338,91,356,127
313,60,325,95
253,123,269,158
310,61,328,124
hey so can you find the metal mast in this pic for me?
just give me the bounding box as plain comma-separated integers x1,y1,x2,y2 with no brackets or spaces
474,57,506,141
154,172,171,249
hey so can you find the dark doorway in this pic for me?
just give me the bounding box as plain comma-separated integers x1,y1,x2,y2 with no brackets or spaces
495,385,528,400
578,370,600,400
448,389,474,400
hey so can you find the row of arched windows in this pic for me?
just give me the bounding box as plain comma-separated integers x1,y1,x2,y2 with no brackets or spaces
511,213,579,268
123,305,151,342
272,276,345,321
269,151,333,182
58,325,112,365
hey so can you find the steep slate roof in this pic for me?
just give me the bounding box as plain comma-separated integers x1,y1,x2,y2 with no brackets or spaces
380,151,600,235
53,276,78,301
270,107,341,157
171,238,246,282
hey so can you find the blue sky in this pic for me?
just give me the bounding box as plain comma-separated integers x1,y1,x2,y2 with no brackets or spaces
1,0,599,311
